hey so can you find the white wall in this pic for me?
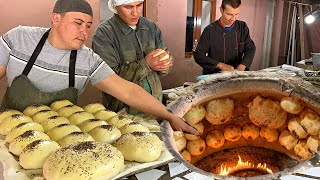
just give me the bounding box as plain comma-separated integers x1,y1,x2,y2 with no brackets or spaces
201,1,212,33
187,0,193,17
100,0,114,22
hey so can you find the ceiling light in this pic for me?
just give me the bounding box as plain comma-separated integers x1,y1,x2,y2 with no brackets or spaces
305,14,315,24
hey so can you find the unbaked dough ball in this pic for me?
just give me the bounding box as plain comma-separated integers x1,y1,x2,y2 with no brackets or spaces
23,104,51,117
50,100,73,111
224,124,242,142
260,127,279,142
114,132,162,163
0,114,33,135
5,122,44,143
288,117,308,139
32,110,59,123
78,119,107,133
57,105,84,118
19,140,60,169
184,134,199,141
131,116,161,132
248,96,287,129
83,103,106,114
173,131,184,141
93,109,117,121
242,123,260,140
68,111,95,125
40,116,70,132
279,130,298,150
294,140,313,161
46,124,81,141
9,130,50,156
206,130,225,148
119,122,150,134
181,150,191,163
107,115,133,128
153,49,170,64
300,108,320,136
184,122,204,141
43,141,124,180
57,132,94,147
175,136,187,152
186,138,206,156
183,105,206,126
0,109,23,124
306,135,319,153
280,97,304,114
205,98,234,125
88,125,121,144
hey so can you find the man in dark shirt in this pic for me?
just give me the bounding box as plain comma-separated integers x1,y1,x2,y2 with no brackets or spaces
194,0,256,75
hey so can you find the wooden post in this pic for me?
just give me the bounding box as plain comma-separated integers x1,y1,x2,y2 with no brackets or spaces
143,0,147,17
193,0,203,47
192,0,217,50
210,0,217,23
298,4,305,60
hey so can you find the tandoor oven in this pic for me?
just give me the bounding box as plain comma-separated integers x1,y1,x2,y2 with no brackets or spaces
161,71,320,179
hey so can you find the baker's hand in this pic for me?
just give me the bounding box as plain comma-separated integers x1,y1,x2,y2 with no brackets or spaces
169,116,199,135
145,49,173,71
217,62,234,71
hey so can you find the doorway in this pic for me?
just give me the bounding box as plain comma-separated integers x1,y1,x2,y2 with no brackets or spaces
185,0,217,57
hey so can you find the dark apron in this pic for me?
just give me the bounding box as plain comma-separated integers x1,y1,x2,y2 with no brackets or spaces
1,29,79,112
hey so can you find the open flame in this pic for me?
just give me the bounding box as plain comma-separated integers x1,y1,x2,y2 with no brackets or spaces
219,155,273,176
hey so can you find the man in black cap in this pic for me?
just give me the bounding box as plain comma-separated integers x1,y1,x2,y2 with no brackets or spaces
0,0,198,135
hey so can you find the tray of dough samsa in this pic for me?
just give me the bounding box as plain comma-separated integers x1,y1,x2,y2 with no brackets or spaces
0,100,174,180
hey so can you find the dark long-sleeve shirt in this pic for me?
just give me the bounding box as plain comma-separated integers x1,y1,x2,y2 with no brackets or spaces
194,20,256,75
92,15,171,114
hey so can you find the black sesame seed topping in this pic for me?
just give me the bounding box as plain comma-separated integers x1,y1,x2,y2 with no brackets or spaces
129,122,140,125
72,141,96,152
24,139,44,151
37,109,51,113
86,119,98,122
14,122,29,128
132,131,145,136
48,116,60,119
69,132,84,136
56,124,69,128
11,114,23,118
100,125,114,130
74,111,84,114
20,130,35,138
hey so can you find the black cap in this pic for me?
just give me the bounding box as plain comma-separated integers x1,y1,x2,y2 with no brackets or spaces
53,0,93,17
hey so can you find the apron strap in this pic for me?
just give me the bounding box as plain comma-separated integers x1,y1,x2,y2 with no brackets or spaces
69,50,77,87
22,29,50,76
21,28,77,88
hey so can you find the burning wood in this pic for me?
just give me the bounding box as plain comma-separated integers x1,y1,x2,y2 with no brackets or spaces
219,155,273,176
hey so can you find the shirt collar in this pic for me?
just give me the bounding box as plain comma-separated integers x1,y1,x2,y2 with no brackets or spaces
218,18,236,30
114,14,149,35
